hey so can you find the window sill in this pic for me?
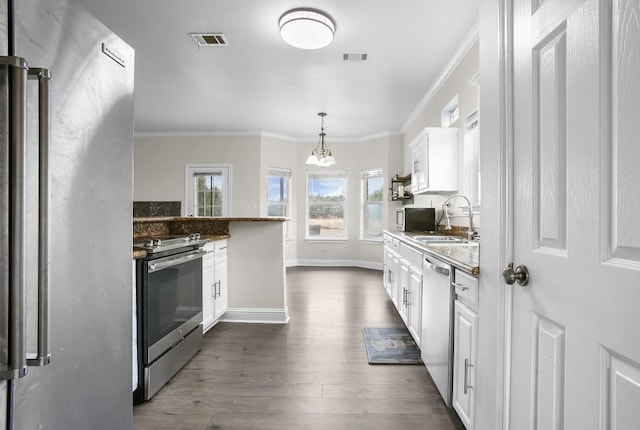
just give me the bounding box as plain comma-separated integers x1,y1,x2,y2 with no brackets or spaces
304,237,348,243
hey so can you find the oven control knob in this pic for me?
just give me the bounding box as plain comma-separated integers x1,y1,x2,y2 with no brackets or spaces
144,240,154,247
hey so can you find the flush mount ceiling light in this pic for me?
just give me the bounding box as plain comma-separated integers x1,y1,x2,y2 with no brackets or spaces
279,8,335,50
306,113,336,167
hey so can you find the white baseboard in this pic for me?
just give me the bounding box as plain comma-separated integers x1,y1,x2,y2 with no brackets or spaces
293,259,383,271
221,307,290,324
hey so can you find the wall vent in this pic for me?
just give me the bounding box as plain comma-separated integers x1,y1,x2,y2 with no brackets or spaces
342,53,368,61
190,33,229,47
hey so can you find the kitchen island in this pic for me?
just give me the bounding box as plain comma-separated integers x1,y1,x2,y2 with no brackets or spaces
134,216,289,324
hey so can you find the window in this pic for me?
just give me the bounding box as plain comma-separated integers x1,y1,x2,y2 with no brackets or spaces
450,105,460,124
361,168,384,240
441,95,460,127
306,171,347,239
184,164,231,216
267,167,292,237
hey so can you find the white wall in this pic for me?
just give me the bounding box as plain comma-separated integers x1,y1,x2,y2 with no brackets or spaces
295,134,403,267
134,135,261,216
133,132,402,267
401,38,480,228
260,134,298,263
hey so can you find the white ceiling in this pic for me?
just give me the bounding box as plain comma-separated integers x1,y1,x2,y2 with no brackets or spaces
72,0,479,139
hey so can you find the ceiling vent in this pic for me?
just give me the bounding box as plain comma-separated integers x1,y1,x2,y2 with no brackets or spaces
190,33,229,47
342,53,368,61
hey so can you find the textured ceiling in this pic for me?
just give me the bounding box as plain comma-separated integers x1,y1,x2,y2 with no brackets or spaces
71,0,478,139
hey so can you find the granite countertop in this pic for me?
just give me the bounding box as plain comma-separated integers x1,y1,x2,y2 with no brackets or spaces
133,216,287,223
384,230,479,276
131,216,285,259
422,243,479,276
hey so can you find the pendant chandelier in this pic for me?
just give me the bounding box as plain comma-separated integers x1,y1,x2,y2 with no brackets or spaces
305,113,336,167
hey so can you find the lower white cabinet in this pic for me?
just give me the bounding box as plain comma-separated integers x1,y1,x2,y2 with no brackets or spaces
398,243,423,345
452,270,479,429
382,235,424,345
213,243,228,318
407,264,422,345
384,236,401,308
202,240,228,333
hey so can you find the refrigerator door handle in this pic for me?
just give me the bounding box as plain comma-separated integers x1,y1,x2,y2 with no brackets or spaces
1,55,29,380
26,68,52,367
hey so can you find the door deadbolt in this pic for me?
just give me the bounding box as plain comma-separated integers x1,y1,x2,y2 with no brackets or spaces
502,263,530,286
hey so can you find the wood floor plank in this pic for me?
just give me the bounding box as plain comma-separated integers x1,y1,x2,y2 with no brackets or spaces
134,266,464,429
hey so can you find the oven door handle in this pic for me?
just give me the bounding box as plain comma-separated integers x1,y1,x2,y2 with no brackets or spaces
148,250,206,273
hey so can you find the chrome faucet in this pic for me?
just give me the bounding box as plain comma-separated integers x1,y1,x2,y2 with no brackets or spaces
442,194,477,240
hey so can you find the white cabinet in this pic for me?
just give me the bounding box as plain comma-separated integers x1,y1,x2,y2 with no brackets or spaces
398,243,423,345
213,242,228,318
410,127,458,194
202,239,228,333
398,258,410,324
407,264,422,344
384,235,401,308
452,269,479,429
382,236,424,345
411,138,428,193
382,234,393,296
202,250,215,332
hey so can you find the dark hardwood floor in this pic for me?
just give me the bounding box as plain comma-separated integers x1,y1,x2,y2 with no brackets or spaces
134,266,464,430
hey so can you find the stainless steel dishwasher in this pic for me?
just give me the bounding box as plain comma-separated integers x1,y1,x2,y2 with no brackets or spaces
421,253,454,407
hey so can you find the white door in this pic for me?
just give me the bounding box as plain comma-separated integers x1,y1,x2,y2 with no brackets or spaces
508,0,640,428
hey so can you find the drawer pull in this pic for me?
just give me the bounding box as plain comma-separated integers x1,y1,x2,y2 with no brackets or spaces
452,282,468,292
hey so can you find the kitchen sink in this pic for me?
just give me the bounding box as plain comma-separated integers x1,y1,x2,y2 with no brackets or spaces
410,235,465,243
426,242,479,249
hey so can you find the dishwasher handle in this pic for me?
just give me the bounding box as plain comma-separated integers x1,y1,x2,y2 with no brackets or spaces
424,257,450,276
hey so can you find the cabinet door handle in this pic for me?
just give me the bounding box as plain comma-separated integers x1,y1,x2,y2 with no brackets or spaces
464,358,474,394
405,289,411,306
452,282,468,292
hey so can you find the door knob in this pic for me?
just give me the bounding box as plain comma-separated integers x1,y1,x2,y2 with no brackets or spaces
502,263,529,286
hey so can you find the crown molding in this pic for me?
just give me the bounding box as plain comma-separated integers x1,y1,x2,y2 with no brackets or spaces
135,130,402,143
400,23,479,134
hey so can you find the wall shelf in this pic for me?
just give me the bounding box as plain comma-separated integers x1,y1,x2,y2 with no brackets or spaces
390,174,413,204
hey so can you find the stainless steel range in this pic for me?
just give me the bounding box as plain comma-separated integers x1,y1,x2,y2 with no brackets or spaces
133,233,208,402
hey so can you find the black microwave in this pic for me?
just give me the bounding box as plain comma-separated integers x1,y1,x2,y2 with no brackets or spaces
396,207,436,232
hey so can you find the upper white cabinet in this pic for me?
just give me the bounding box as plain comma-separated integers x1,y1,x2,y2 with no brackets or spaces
410,127,458,194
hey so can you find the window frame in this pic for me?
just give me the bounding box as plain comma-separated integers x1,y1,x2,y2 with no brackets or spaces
184,164,232,217
266,167,292,238
305,170,348,241
360,168,384,242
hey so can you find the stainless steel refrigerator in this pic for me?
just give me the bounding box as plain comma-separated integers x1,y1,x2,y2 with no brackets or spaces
1,0,134,428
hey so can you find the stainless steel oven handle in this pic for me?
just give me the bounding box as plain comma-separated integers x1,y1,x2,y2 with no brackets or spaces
148,249,206,273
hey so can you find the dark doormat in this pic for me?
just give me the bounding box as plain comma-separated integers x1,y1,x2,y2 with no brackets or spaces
362,327,423,364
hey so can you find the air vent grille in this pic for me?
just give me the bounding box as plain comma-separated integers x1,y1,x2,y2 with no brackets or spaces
190,33,228,47
342,53,368,61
